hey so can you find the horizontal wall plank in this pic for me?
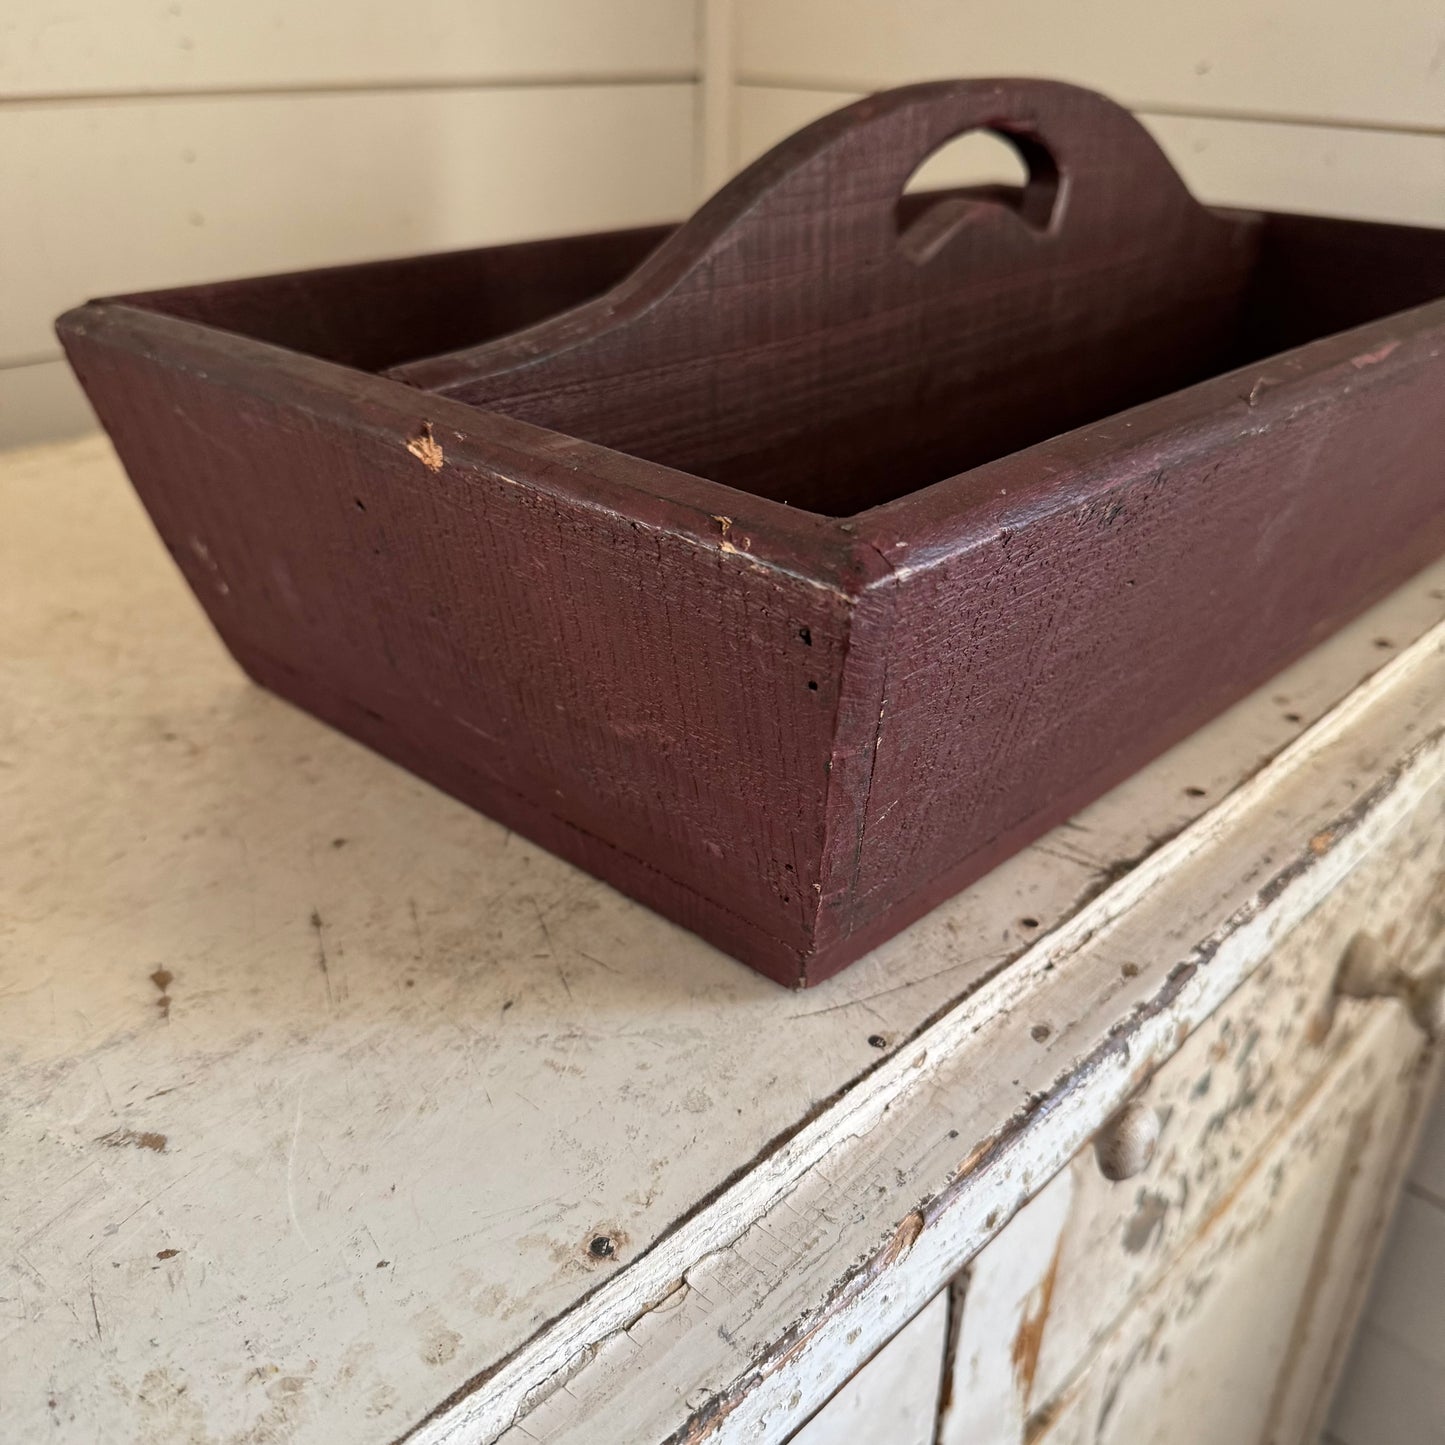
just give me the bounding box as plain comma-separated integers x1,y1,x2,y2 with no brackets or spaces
737,0,1445,133
0,83,695,369
0,0,694,96
0,359,96,450
735,86,1445,227
1144,110,1445,227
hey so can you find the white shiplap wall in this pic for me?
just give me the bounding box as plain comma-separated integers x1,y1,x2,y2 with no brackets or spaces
0,1,700,448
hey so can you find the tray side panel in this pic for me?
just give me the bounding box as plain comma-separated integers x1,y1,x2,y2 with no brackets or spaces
114,225,672,373
57,307,864,985
393,81,1261,516
838,310,1445,960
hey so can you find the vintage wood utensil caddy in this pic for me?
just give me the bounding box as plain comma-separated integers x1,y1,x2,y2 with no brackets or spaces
58,79,1445,986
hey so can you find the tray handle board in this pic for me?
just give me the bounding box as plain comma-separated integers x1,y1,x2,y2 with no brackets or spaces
388,80,1253,510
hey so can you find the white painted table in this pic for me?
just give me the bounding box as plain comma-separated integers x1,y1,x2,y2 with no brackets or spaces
3,438,1442,1444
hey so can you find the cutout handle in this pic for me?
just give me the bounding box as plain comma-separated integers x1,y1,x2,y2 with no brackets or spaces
894,127,1061,263
387,79,1241,489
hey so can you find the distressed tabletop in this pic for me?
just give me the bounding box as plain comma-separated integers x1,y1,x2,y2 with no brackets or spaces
3,437,1444,1444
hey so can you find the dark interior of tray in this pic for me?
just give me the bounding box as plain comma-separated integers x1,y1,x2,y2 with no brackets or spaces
127,201,1445,517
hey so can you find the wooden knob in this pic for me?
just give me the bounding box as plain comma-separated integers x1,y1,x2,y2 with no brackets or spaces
1094,1099,1161,1181
1336,931,1445,1040
1335,931,1392,998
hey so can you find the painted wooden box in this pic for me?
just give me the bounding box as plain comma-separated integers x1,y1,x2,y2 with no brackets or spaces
57,79,1445,986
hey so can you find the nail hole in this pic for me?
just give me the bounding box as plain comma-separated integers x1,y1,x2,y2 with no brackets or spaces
807,680,818,691
588,1235,615,1259
1184,786,1207,798
1030,1023,1051,1042
1020,916,1039,930
1373,637,1393,649
798,627,812,646
867,1034,889,1050
353,497,366,511
1284,711,1302,724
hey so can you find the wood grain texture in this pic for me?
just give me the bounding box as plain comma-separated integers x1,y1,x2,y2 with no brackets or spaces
390,80,1258,515
57,80,1445,982
5,438,1445,1445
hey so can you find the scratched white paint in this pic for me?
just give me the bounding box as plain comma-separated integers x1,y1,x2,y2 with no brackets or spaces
3,436,1445,1445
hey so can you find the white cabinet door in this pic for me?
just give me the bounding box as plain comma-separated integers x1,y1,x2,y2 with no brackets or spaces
787,1291,949,1445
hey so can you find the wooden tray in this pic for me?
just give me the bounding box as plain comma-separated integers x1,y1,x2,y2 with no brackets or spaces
57,79,1445,986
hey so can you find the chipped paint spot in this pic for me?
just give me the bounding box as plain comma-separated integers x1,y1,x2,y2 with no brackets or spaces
1350,339,1400,369
420,1322,462,1366
1122,1190,1171,1253
881,1210,923,1268
1011,1234,1063,1399
97,1127,168,1153
406,423,444,472
186,535,230,595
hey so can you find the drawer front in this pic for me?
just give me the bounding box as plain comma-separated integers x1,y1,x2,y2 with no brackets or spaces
786,1291,948,1445
1029,796,1445,1412
939,795,1444,1444
1030,1000,1430,1445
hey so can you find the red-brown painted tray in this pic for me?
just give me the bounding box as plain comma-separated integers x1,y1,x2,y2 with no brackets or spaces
58,79,1445,985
